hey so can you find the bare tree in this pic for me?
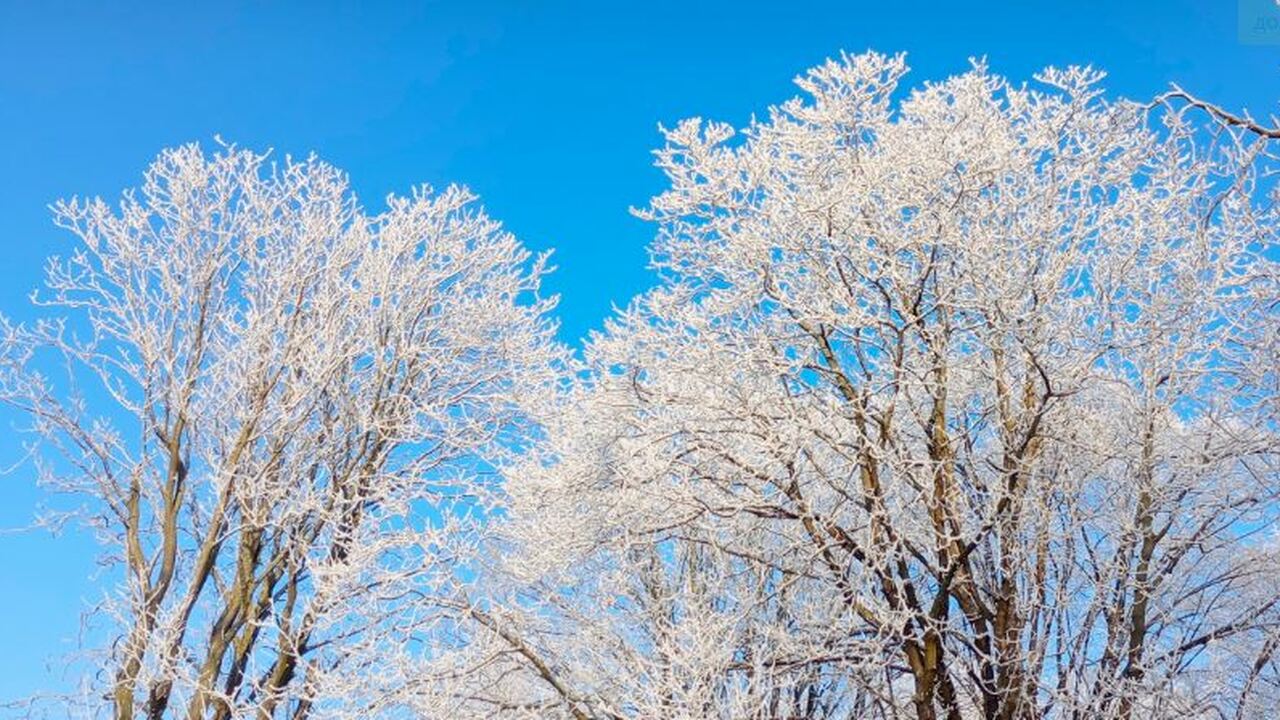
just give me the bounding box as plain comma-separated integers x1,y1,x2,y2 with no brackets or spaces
0,143,563,720
424,53,1280,720
7,52,1280,720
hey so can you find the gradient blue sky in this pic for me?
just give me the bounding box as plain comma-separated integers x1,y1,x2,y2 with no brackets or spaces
0,0,1275,704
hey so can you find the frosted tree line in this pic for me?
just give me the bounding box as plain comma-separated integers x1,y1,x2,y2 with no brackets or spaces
2,52,1278,720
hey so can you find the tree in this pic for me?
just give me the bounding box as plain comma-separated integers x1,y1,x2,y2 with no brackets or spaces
7,52,1280,720
0,143,563,720
421,53,1280,719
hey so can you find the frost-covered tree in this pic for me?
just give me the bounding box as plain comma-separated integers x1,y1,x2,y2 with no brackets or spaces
6,52,1280,720
418,53,1280,720
0,144,563,720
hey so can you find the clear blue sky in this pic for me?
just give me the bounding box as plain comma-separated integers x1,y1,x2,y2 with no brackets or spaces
0,0,1274,705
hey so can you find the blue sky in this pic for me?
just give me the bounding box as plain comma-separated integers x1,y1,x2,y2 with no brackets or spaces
0,0,1275,705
